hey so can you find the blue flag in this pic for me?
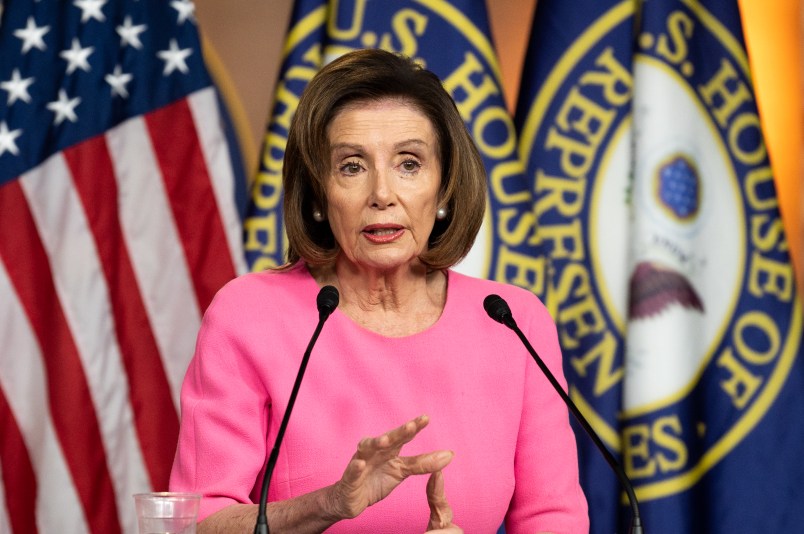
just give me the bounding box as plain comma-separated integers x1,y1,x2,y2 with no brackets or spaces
517,0,804,532
245,0,543,296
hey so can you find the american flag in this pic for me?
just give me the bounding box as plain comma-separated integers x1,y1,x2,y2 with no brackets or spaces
0,1,246,532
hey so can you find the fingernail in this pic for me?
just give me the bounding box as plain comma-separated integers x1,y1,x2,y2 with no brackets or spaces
436,451,452,462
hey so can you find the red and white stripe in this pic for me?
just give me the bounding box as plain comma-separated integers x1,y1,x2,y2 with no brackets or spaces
0,87,245,533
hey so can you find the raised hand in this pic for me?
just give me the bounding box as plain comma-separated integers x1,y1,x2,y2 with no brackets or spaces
328,415,454,520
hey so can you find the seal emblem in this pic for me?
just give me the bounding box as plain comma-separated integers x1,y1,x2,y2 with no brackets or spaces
519,0,802,502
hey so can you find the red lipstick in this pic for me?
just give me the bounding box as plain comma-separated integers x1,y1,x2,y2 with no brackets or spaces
362,224,404,243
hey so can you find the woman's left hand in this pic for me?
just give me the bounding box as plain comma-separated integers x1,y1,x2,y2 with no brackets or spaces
425,470,463,533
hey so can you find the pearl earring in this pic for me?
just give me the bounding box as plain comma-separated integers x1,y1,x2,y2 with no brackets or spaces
436,206,448,220
312,208,325,222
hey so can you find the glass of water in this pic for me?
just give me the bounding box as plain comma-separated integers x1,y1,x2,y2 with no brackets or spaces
133,492,200,534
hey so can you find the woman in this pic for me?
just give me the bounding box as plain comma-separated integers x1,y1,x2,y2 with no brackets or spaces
170,48,589,533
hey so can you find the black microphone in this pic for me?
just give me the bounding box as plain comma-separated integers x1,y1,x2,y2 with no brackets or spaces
254,285,339,534
483,294,644,534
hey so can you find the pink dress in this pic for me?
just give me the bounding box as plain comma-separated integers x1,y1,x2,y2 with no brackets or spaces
170,262,589,533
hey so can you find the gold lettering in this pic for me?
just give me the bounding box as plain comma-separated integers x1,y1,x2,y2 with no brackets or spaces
652,416,688,473
623,424,656,478
656,11,694,65
250,169,283,210
260,131,287,177
744,166,777,211
300,42,322,69
751,214,785,252
748,251,793,301
327,0,366,40
553,264,605,348
538,219,584,259
270,84,301,132
473,106,516,159
491,159,529,204
570,330,623,396
442,52,499,121
534,169,586,218
698,58,752,128
624,416,688,479
243,213,279,255
548,87,615,178
734,311,780,365
716,347,762,409
497,207,536,247
281,44,323,88
559,294,606,349
494,245,547,294
379,9,428,57
580,47,632,107
545,128,595,179
748,213,792,300
728,112,766,165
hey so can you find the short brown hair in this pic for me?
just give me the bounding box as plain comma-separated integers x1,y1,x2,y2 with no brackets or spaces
282,48,486,270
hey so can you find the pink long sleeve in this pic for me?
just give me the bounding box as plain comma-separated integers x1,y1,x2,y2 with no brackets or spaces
170,263,588,532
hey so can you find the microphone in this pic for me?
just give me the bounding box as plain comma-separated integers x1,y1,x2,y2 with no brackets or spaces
254,285,340,534
483,294,644,534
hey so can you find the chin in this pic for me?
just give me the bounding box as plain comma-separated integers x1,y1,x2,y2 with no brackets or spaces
354,252,422,272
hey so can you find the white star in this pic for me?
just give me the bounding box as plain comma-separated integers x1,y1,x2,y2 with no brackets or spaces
47,89,81,125
13,17,50,54
0,122,23,157
73,0,107,23
170,0,196,25
157,39,192,75
116,16,147,49
105,65,133,98
0,69,35,106
60,38,94,75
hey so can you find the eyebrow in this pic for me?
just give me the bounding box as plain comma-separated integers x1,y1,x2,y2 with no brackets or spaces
329,138,430,153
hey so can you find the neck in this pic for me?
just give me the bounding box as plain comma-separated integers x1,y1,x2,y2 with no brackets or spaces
309,260,447,336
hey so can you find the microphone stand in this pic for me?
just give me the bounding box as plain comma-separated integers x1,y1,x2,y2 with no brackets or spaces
254,286,339,534
484,295,643,534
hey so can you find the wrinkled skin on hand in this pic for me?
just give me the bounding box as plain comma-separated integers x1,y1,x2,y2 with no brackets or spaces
329,414,462,532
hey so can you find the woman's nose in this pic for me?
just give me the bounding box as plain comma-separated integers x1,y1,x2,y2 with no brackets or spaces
369,168,395,208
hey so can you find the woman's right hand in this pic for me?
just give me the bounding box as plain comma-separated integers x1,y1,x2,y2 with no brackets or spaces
327,414,455,521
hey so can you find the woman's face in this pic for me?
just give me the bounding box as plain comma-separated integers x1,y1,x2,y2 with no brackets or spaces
324,98,442,273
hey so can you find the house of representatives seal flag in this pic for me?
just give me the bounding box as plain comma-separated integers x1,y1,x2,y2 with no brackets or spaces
0,1,246,532
245,0,544,296
516,0,804,532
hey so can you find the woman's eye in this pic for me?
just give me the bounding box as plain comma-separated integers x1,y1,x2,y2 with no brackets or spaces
400,159,421,172
340,161,362,174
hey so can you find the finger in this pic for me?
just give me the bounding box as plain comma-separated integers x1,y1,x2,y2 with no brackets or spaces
357,415,429,457
403,449,453,476
381,414,430,449
426,471,453,530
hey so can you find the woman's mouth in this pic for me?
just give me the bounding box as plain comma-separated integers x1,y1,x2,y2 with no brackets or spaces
362,225,404,243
